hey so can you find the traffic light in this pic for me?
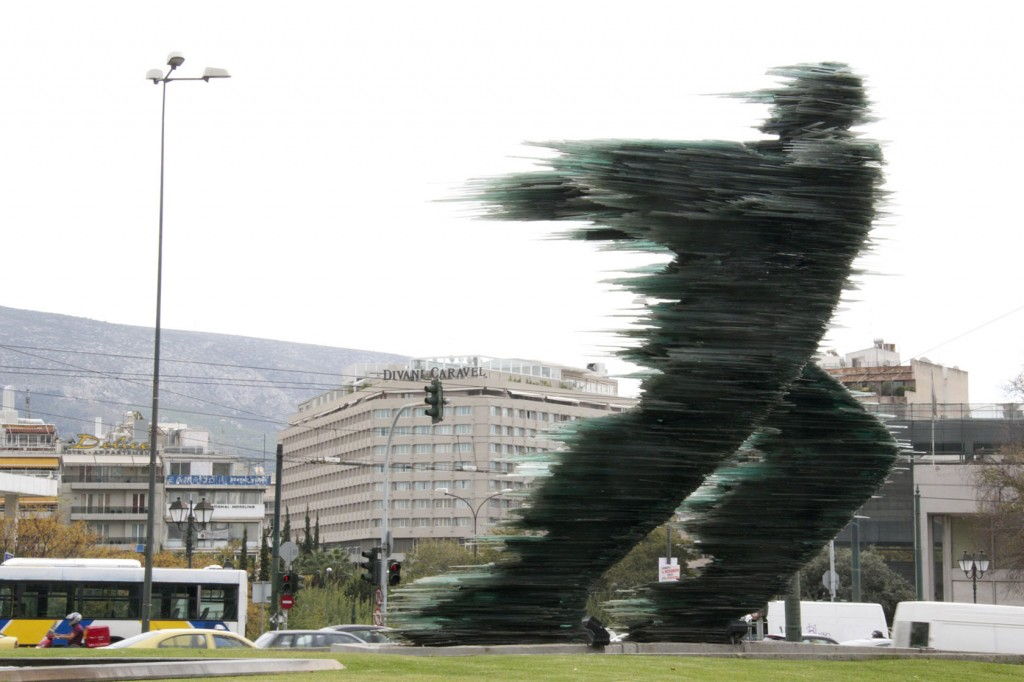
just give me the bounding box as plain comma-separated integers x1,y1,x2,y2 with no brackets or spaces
424,379,445,424
292,571,303,593
387,560,402,587
360,547,381,584
281,571,294,597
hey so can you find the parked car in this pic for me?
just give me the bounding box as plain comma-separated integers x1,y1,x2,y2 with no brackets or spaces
103,629,255,649
840,637,893,647
764,634,840,645
319,624,396,644
255,630,373,649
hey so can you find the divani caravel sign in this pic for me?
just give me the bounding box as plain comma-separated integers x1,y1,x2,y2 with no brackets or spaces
381,367,487,381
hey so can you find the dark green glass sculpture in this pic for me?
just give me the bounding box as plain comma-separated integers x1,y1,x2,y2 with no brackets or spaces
393,63,897,644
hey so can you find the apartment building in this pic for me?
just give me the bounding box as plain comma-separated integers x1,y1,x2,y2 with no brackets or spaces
0,386,62,517
817,339,969,418
58,412,268,554
279,356,636,554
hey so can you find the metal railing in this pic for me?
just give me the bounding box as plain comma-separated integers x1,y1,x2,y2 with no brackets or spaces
860,402,1024,421
70,506,148,515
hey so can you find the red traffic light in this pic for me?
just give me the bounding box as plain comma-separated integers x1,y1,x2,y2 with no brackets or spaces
388,560,402,586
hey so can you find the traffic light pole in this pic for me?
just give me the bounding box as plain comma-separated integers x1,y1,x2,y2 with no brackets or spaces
379,401,421,624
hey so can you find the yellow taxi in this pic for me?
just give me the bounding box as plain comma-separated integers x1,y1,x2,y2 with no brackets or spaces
102,628,254,649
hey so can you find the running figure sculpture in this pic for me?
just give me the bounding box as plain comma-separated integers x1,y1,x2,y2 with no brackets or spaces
394,63,897,644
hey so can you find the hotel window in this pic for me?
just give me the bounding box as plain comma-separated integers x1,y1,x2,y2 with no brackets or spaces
455,406,473,416
372,409,391,418
503,408,513,417
453,443,472,454
489,443,500,454
454,424,472,435
490,406,502,417
435,425,453,435
434,444,450,454
392,445,411,455
433,481,452,490
414,444,432,454
452,480,470,489
414,481,430,491
413,426,431,435
414,499,431,510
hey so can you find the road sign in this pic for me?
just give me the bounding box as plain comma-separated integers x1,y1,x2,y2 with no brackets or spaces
822,569,840,592
251,581,271,604
658,557,680,582
279,541,299,566
373,607,383,626
280,594,294,610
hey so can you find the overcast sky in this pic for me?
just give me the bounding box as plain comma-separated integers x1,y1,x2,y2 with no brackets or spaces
2,1,1021,402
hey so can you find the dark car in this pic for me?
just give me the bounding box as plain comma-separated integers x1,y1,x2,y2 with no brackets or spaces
319,624,395,644
253,630,368,649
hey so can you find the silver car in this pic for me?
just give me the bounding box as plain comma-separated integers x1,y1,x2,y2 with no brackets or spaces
254,630,367,649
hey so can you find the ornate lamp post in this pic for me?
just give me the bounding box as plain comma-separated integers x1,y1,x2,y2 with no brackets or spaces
958,550,990,603
169,497,214,568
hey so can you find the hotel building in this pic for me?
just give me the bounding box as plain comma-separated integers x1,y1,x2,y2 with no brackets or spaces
278,356,636,554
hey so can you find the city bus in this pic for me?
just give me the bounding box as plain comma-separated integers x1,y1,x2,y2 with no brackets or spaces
0,557,247,645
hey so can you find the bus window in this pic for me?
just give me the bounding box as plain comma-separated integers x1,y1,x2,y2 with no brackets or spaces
198,585,237,621
156,584,193,620
18,582,71,618
78,584,139,619
0,583,13,618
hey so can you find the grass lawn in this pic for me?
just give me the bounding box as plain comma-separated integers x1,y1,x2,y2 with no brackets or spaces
3,648,1024,681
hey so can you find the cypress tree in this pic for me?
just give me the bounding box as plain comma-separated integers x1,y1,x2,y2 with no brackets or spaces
258,528,270,581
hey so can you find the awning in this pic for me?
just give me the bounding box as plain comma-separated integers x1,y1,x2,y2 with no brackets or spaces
0,457,59,469
545,395,580,405
61,454,156,466
507,390,543,399
2,424,55,435
16,496,58,505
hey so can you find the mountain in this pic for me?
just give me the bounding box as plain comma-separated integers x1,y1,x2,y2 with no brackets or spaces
0,305,406,458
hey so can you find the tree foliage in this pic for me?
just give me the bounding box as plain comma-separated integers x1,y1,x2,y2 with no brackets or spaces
798,546,913,622
588,524,695,624
975,445,1024,584
0,517,185,567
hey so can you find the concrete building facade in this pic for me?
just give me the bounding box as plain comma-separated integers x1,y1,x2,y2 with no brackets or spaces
279,356,635,554
817,339,969,418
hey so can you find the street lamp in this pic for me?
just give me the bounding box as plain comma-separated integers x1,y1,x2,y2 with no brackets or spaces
436,488,514,556
169,497,214,568
141,52,230,632
958,550,990,603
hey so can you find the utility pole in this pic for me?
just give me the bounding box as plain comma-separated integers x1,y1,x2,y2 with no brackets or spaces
270,443,283,629
851,518,862,602
914,485,923,599
784,572,802,642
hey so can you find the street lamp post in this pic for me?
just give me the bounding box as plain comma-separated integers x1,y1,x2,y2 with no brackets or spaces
141,52,230,632
437,488,514,556
169,497,214,568
958,550,990,604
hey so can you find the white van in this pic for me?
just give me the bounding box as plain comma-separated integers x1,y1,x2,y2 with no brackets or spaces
892,601,1024,654
766,601,888,643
